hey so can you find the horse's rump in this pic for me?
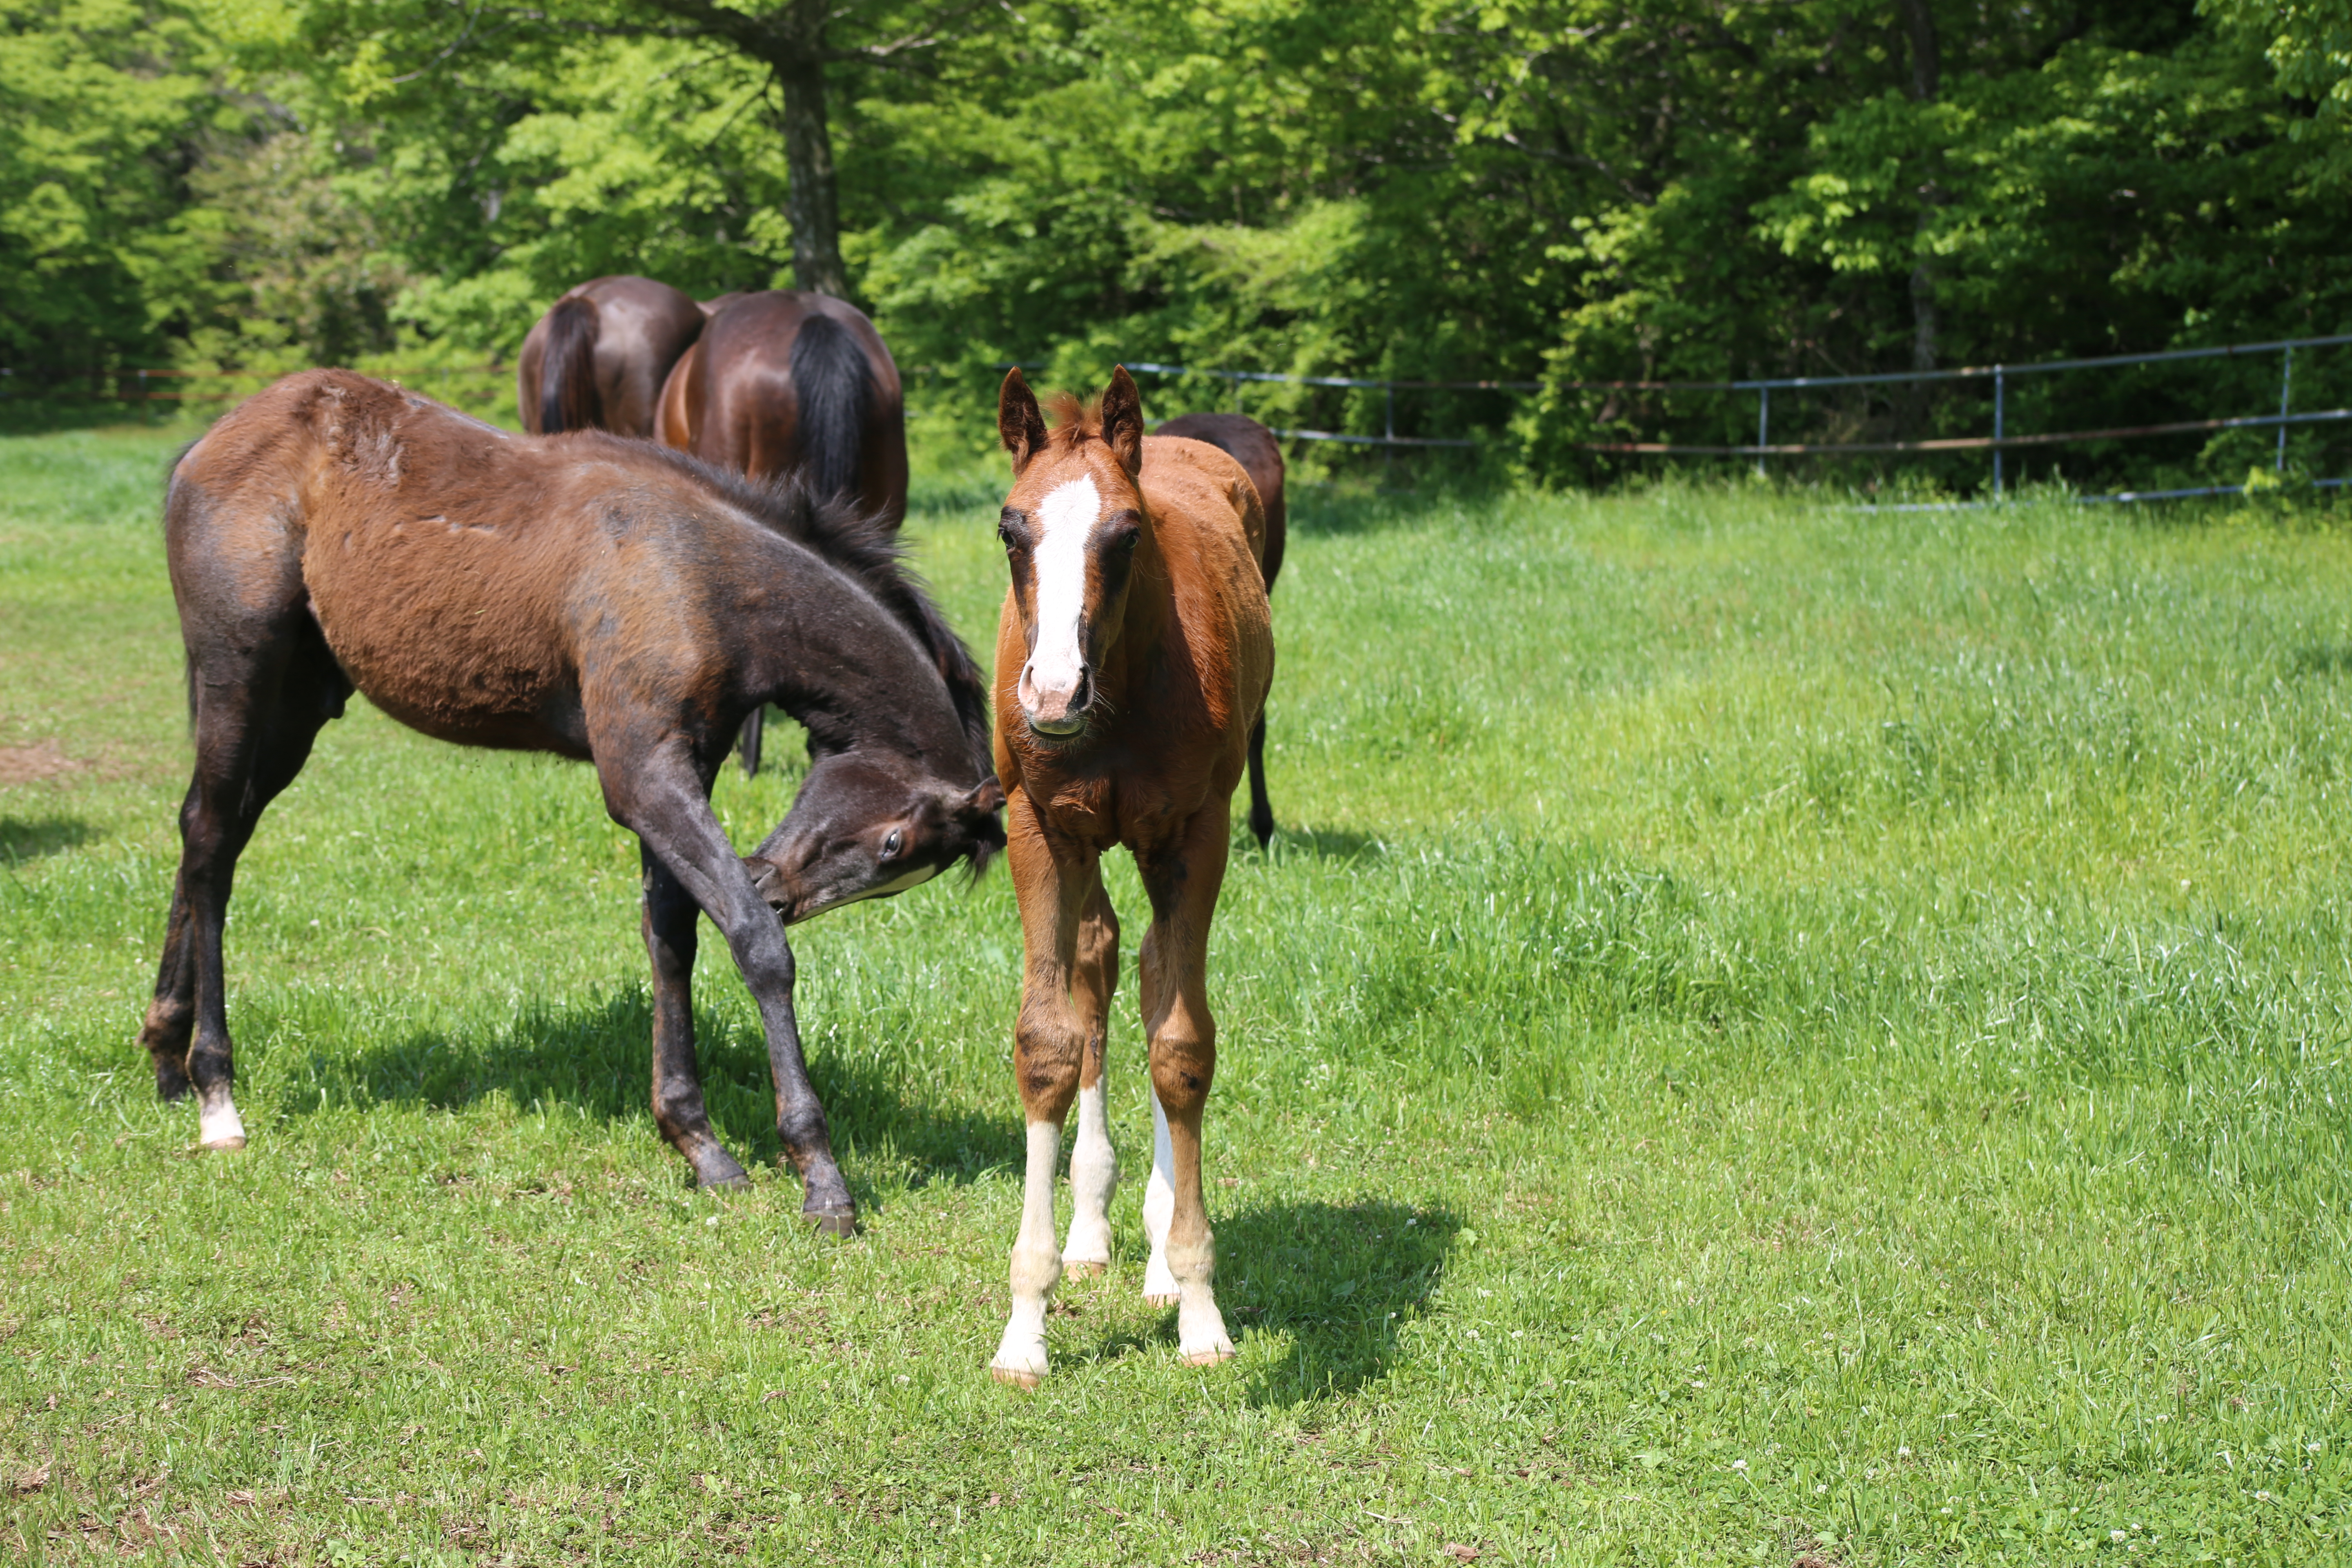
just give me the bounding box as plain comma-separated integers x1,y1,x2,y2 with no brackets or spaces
538,296,601,434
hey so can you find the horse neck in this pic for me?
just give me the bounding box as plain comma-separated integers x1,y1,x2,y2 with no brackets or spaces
741,552,972,777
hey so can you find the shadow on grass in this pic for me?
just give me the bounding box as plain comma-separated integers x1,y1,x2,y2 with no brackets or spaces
2287,643,2352,679
1260,824,1386,863
1217,1197,1459,1408
292,988,1022,1198
0,815,97,861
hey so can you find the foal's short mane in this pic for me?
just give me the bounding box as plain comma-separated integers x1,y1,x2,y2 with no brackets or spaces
659,450,994,780
1044,392,1105,450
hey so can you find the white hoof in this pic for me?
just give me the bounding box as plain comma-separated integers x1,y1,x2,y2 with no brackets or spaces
1062,1221,1113,1273
1178,1303,1234,1365
198,1099,247,1151
1142,1253,1177,1303
990,1330,1049,1390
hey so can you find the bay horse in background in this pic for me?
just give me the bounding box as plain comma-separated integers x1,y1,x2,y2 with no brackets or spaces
142,370,1002,1234
985,368,1274,1386
658,290,912,776
517,275,708,437
1153,412,1285,846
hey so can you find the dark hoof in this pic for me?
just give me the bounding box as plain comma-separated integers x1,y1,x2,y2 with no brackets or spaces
1249,810,1274,849
804,1204,858,1238
690,1148,752,1189
152,1057,192,1102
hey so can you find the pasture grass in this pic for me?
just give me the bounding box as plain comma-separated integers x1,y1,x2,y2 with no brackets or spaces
2,427,2348,1566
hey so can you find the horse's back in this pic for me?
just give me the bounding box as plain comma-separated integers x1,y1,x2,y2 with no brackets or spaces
177,371,731,747
1151,414,1285,592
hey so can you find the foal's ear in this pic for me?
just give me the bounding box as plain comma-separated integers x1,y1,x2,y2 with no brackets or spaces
999,369,1049,476
959,776,1007,816
1102,366,1145,477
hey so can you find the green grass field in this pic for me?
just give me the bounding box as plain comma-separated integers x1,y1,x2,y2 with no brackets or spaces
2,426,2348,1566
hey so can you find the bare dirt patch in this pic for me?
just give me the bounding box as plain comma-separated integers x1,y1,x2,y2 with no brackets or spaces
0,740,81,786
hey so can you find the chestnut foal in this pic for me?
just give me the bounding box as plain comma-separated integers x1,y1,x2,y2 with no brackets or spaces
986,368,1274,1385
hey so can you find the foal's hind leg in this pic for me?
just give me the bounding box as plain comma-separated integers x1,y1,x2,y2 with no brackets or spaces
142,619,348,1148
1245,713,1274,849
640,844,754,1189
737,707,765,777
1060,881,1120,1274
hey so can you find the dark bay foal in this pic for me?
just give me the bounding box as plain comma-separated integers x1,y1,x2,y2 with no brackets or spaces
142,370,1000,1233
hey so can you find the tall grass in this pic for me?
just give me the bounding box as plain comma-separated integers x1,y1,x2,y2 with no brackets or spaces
1,430,2345,1563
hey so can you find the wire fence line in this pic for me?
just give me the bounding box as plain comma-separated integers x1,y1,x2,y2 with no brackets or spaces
11,334,2343,503
1020,331,2351,500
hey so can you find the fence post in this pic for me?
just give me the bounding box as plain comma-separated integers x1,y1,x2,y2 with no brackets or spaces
1385,381,1396,484
2278,346,2294,473
138,369,149,425
1992,366,2006,499
1755,386,1770,480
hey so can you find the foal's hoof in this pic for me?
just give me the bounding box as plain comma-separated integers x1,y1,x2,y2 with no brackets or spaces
1143,1292,1179,1309
690,1149,752,1190
1179,1345,1236,1369
804,1204,858,1239
989,1364,1043,1391
198,1100,247,1152
1062,1259,1108,1279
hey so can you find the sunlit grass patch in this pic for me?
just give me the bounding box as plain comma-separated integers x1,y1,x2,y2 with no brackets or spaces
2,436,2347,1563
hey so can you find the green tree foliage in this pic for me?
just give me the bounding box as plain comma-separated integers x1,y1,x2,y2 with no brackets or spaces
0,0,229,372
10,0,2352,483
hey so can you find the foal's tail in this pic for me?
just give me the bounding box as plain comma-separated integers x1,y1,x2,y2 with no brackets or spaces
538,296,601,433
790,312,870,503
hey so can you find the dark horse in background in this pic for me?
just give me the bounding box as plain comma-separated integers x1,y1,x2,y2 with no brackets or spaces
1153,413,1286,846
658,291,911,776
517,275,716,438
141,370,1001,1234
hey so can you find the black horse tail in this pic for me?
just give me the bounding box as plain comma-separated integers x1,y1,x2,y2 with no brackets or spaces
789,312,870,502
538,296,601,433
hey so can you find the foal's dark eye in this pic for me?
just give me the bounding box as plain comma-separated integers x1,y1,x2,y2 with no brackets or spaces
881,829,903,860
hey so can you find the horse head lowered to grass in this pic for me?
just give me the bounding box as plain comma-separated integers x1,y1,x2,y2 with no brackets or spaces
140,369,1001,1234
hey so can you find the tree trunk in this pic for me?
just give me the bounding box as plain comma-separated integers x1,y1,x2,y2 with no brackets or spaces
774,0,848,298
1896,0,1943,387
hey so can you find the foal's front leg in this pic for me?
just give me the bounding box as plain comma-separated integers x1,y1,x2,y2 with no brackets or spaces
601,742,855,1231
991,793,1102,1386
1136,800,1237,1366
1060,881,1121,1274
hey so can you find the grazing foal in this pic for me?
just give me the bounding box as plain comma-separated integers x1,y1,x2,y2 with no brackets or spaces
141,371,1000,1232
986,368,1274,1385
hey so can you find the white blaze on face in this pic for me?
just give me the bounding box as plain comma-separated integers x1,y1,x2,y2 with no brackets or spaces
1021,474,1102,718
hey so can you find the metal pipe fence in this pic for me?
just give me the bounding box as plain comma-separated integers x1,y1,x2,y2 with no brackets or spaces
1018,331,2352,500
14,337,2343,503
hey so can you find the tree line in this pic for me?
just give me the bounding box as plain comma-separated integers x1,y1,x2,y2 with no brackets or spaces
4,0,2348,485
